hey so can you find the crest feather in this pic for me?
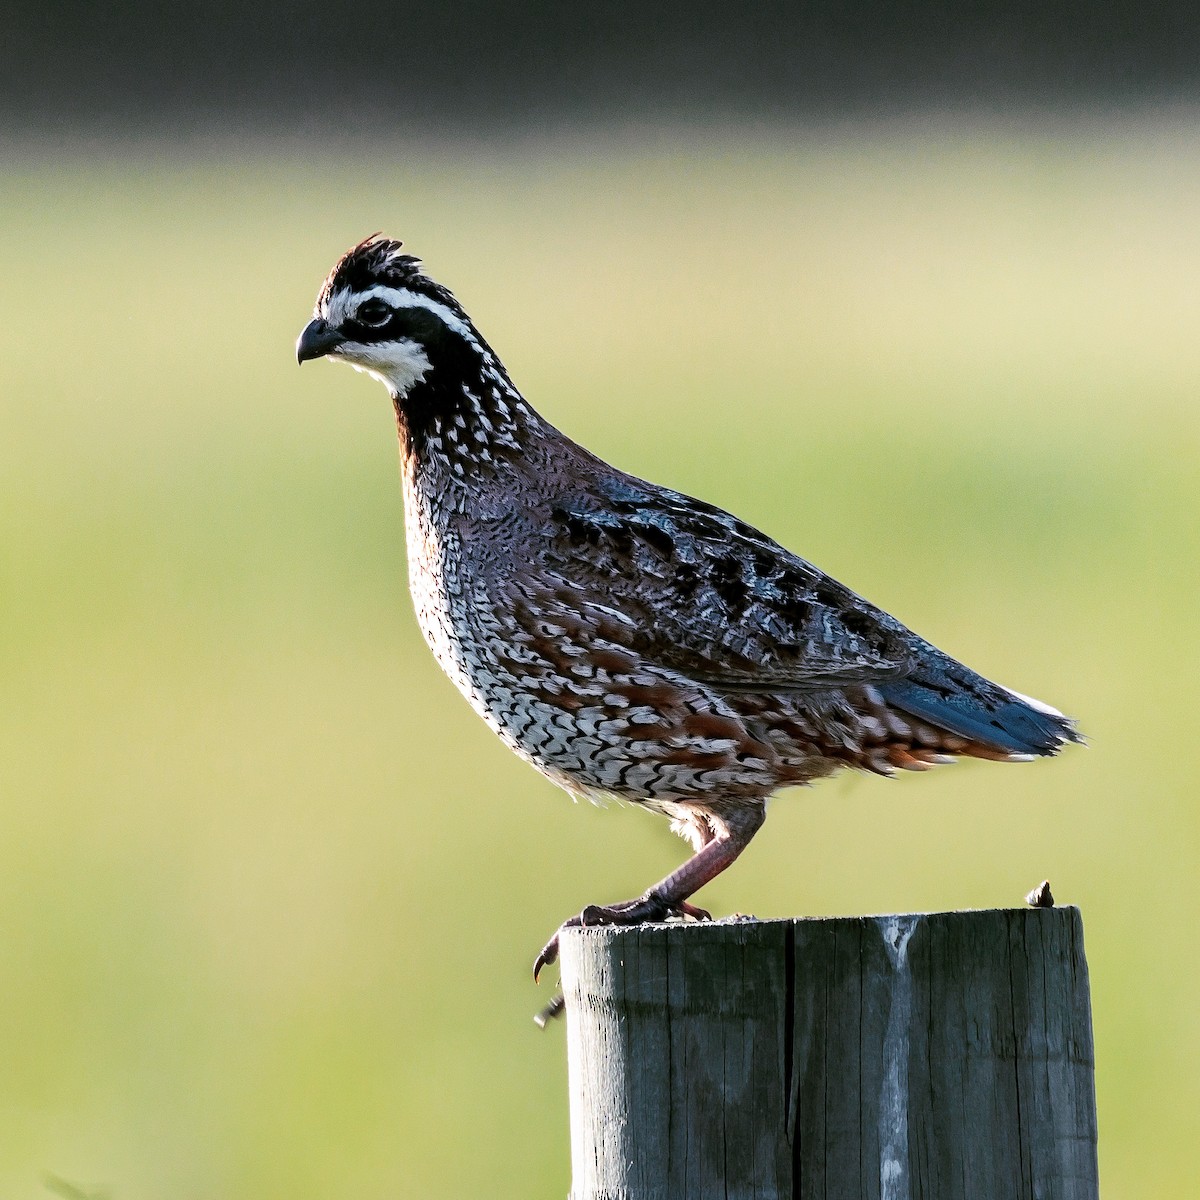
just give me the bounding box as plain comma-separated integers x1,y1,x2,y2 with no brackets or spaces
320,233,425,301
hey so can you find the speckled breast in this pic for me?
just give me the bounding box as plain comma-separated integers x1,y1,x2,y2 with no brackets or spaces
402,493,798,805
406,537,606,794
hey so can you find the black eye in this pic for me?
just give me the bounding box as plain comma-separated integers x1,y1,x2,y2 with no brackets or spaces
356,299,392,326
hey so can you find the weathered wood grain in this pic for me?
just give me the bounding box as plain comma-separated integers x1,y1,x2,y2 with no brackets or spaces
560,908,1098,1200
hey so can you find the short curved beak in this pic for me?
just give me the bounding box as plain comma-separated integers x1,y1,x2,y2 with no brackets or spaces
296,318,346,364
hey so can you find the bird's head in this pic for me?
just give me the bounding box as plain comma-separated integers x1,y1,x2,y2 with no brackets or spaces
296,234,486,398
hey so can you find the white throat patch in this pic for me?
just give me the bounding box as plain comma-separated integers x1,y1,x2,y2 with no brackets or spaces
332,336,432,397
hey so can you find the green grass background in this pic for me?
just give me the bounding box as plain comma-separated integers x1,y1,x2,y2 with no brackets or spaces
3,120,1197,1197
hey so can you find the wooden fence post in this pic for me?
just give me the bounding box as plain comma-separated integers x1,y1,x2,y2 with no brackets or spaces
560,907,1099,1200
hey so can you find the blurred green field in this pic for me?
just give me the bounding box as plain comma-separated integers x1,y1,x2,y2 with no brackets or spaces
2,122,1198,1198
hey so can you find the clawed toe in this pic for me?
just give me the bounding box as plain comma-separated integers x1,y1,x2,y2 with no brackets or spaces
532,906,624,982
533,924,573,982
533,938,559,983
533,895,714,982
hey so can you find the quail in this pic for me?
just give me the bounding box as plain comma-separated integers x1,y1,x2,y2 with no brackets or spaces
297,235,1081,981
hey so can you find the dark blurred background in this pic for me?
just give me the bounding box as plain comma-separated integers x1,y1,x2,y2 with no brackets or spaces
7,2,1200,138
3,7,1199,1200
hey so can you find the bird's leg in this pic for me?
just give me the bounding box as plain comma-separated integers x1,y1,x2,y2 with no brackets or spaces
533,802,766,981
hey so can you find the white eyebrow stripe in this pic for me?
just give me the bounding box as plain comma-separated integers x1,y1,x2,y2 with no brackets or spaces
356,285,480,347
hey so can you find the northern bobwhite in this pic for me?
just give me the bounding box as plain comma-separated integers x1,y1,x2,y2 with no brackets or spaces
297,235,1081,980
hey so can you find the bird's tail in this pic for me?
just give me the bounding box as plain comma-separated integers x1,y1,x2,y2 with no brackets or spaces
877,652,1083,761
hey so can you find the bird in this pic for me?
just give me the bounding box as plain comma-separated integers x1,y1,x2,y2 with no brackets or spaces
296,234,1082,982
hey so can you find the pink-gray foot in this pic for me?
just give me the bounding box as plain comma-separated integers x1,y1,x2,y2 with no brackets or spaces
533,896,711,982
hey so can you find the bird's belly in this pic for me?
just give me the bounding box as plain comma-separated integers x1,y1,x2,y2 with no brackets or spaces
408,572,616,790
408,566,806,802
